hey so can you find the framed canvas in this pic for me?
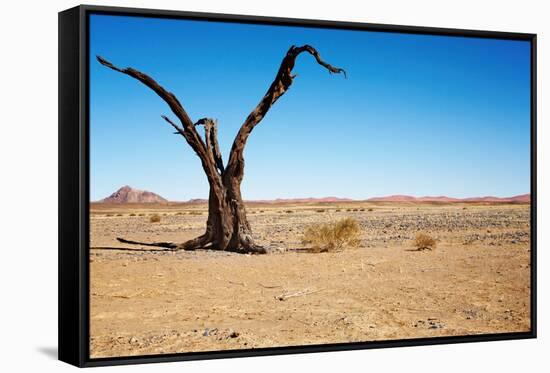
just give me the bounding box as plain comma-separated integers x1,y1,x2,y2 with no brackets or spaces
58,5,537,367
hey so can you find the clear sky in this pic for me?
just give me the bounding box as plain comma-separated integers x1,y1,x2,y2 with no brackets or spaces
89,14,531,201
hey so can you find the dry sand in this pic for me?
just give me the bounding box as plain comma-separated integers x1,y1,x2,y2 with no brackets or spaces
89,202,531,358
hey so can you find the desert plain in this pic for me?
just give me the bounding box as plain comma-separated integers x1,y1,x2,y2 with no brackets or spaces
89,201,531,358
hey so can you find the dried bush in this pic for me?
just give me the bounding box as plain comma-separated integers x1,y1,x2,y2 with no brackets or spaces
316,209,326,213
302,218,361,253
413,233,436,251
149,214,161,223
129,213,136,216
285,210,294,213
189,211,202,215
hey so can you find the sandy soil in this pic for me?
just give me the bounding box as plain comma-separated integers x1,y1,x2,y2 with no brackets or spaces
89,202,531,358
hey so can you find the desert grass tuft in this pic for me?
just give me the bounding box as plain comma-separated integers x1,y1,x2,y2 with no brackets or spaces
149,214,161,223
301,217,361,253
413,233,436,251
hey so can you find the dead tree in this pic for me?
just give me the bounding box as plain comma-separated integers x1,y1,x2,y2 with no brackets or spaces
97,45,345,254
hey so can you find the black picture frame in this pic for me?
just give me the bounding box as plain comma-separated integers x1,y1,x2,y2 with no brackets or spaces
59,4,537,368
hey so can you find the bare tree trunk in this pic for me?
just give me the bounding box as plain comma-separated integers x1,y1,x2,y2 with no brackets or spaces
100,44,345,254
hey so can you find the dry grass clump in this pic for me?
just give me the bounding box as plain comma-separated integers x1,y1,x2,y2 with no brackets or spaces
285,210,294,214
413,233,436,251
138,213,145,217
189,211,202,215
302,218,361,253
316,209,326,213
129,213,136,217
149,214,161,223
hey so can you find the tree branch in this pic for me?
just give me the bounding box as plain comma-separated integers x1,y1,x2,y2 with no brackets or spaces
97,56,221,185
195,118,225,174
225,45,345,179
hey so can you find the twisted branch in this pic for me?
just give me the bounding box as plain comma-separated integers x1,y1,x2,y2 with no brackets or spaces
226,45,345,179
195,118,224,174
96,56,220,185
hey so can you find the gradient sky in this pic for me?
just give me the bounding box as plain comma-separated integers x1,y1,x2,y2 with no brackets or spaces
89,14,531,201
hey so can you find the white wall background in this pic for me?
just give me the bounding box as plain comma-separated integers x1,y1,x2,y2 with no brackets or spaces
0,0,547,371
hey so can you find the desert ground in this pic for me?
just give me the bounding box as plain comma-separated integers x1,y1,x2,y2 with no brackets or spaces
89,202,531,358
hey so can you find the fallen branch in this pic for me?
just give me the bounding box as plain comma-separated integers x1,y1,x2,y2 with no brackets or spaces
90,246,171,252
258,283,282,289
275,288,325,301
116,237,178,249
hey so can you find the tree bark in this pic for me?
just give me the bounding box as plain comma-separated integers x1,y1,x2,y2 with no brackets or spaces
99,44,345,254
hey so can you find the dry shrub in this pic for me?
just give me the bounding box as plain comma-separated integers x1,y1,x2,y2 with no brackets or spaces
138,213,145,217
189,211,202,215
116,213,123,217
149,214,161,223
129,213,136,216
316,209,326,213
413,233,436,251
302,218,361,253
368,208,373,212
285,210,294,213
335,209,341,212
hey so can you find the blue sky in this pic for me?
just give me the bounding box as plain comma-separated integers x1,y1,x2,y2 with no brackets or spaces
89,14,531,201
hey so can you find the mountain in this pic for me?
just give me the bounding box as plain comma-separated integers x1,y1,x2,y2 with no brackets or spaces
367,194,530,203
99,185,168,203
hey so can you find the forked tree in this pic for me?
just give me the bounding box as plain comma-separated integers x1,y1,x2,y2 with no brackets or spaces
98,45,346,254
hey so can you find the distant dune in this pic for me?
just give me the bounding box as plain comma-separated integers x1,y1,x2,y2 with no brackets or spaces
174,197,355,204
254,197,354,204
96,186,530,204
98,185,167,203
367,194,530,203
